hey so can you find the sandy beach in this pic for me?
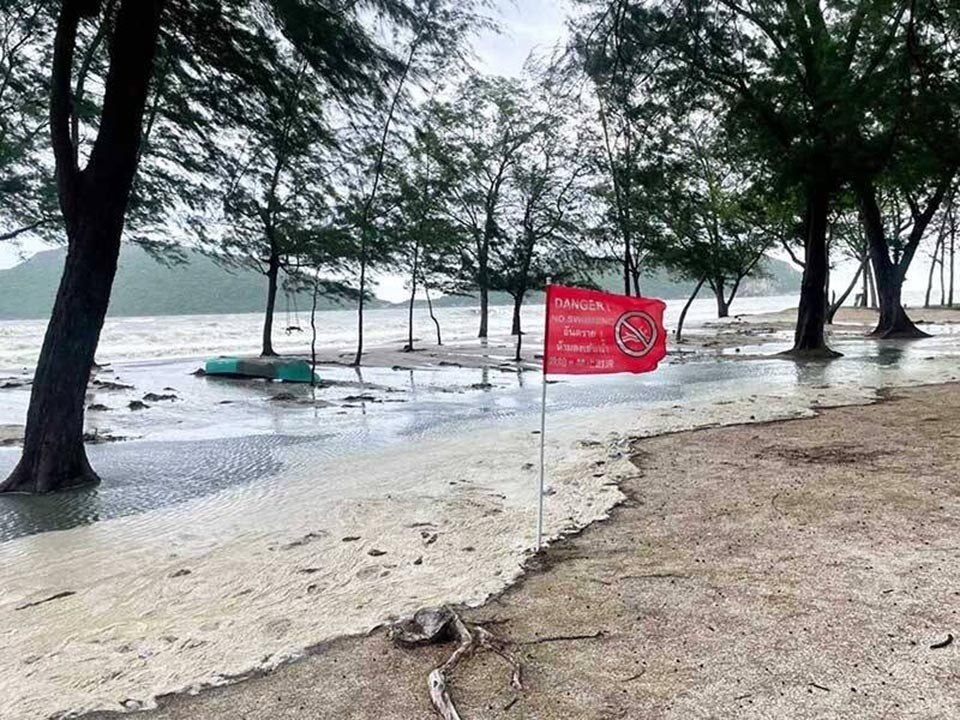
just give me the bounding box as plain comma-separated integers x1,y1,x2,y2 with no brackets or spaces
3,301,960,719
86,382,960,720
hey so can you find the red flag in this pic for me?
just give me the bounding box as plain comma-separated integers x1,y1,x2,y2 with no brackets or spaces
543,284,667,375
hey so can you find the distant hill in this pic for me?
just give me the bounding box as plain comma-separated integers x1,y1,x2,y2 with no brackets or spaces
0,245,800,320
429,257,801,307
0,245,362,321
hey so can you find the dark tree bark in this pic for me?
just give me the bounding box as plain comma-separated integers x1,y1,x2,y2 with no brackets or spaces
950,208,956,307
630,266,641,297
511,291,526,361
261,253,279,357
711,277,729,318
511,293,523,336
787,181,838,357
676,277,706,343
857,182,933,339
2,0,165,494
477,216,494,339
939,233,946,307
478,283,489,339
309,277,319,386
354,247,367,365
827,255,867,324
405,240,419,352
424,279,442,345
623,242,631,296
925,233,941,308
866,260,877,308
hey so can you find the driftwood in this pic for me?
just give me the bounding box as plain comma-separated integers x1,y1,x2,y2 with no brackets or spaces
391,607,522,720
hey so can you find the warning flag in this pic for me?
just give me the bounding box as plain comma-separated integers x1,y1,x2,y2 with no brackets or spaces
543,284,667,376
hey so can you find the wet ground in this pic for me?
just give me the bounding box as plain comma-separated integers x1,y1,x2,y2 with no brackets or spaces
1,324,959,542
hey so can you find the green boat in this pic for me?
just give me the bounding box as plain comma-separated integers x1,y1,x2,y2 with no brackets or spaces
204,356,316,383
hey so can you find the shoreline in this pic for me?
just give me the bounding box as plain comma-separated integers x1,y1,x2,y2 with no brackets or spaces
5,306,960,718
83,381,960,719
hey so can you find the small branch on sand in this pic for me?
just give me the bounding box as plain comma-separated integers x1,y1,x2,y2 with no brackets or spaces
520,630,604,645
391,607,523,720
930,633,954,649
15,591,76,611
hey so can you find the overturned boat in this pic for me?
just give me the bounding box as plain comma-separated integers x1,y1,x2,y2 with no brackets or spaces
203,356,316,384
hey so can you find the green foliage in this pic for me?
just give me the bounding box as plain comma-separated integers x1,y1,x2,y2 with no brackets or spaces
486,87,596,306
0,1,59,244
659,121,783,311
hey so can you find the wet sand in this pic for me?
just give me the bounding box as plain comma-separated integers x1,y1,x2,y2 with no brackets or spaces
92,382,960,719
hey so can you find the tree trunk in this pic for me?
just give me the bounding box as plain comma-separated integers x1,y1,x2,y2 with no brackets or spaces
859,261,868,307
712,278,729,318
2,0,165,494
261,254,279,357
824,257,831,314
939,234,946,306
424,280,442,345
866,261,877,308
925,234,941,308
405,241,419,352
827,255,867,324
353,248,367,365
788,181,837,357
858,184,929,338
623,240,631,296
478,284,489,339
310,277,319,386
512,293,525,361
4,223,119,493
950,211,956,307
677,277,706,343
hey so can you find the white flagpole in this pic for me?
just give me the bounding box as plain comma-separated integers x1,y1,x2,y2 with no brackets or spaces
537,279,553,552
537,372,547,551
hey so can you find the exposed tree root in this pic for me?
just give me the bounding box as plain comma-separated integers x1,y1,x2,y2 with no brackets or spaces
869,325,932,339
391,607,523,720
778,346,843,360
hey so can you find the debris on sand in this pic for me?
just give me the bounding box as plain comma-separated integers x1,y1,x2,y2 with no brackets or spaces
93,378,135,391
0,424,24,446
390,607,522,720
83,430,132,444
930,634,954,649
268,392,333,407
0,377,30,389
15,591,77,611
269,392,299,402
143,392,178,402
342,394,378,402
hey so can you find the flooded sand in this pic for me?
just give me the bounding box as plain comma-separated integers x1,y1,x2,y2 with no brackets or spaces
2,299,960,719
